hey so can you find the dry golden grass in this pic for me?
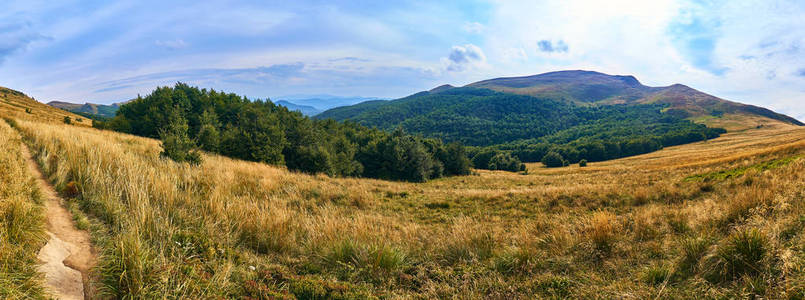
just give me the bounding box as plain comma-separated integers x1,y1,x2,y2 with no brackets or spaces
4,109,805,298
0,86,91,127
0,119,46,298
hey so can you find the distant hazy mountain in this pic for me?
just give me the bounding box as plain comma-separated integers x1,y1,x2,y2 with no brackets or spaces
48,101,123,118
274,100,321,116
275,95,384,112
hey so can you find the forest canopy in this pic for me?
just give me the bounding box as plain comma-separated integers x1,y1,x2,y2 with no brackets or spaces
318,87,726,166
95,83,483,182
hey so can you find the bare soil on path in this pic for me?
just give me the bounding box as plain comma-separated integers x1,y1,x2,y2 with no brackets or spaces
21,143,97,300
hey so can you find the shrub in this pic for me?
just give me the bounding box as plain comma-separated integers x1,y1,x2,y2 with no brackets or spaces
541,151,566,168
488,152,524,172
63,116,72,124
24,108,32,114
196,124,219,152
159,111,201,165
579,159,587,167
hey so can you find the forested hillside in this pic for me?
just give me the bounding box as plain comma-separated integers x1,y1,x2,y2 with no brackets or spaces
318,87,725,165
95,83,486,181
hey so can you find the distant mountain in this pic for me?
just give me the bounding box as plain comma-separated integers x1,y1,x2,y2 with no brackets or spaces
48,101,123,118
274,100,321,116
276,95,384,112
467,70,802,125
316,70,801,164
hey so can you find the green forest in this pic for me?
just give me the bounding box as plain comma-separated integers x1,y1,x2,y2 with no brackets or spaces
318,87,726,165
93,83,489,182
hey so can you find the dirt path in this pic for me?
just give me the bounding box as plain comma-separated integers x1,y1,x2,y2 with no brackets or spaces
21,143,97,300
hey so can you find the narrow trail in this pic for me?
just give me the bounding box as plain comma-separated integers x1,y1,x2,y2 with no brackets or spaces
20,143,97,300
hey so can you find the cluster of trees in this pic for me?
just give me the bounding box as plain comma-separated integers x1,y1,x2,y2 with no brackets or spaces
95,83,482,182
467,149,525,172
495,124,725,166
318,87,726,168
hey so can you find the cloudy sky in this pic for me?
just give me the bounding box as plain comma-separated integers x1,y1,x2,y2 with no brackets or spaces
0,0,803,120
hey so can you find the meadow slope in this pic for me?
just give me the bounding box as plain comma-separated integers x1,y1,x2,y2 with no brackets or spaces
8,116,805,298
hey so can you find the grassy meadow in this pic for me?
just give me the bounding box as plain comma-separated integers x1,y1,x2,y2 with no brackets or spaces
0,87,90,128
5,114,805,298
0,118,47,298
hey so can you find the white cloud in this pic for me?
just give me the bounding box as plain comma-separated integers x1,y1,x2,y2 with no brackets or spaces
445,44,486,72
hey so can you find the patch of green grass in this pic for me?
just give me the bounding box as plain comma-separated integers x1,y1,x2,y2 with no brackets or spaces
685,155,802,182
642,264,674,286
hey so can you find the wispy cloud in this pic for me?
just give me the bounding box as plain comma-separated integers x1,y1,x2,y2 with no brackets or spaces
446,44,486,71
0,0,801,121
154,39,187,50
0,21,50,64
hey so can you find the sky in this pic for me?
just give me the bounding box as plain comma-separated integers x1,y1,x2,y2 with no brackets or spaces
0,0,803,120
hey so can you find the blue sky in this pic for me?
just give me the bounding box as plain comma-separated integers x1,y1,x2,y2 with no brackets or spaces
0,0,803,120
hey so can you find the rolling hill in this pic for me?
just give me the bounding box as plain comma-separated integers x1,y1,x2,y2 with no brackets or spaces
467,70,802,126
4,83,805,298
0,86,91,126
274,100,321,116
48,100,122,118
317,71,801,164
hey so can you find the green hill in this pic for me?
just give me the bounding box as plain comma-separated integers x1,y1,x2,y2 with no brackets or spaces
316,71,801,165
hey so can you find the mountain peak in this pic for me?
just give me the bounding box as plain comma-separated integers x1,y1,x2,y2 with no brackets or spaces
429,84,455,93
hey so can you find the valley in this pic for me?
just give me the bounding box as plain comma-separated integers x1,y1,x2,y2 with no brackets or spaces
1,85,804,298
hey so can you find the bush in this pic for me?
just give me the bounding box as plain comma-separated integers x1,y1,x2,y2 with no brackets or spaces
579,159,588,167
541,151,565,168
488,152,524,172
159,110,201,165
63,116,72,124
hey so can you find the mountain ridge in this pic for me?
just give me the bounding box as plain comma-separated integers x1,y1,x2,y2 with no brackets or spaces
48,100,126,118
464,70,802,126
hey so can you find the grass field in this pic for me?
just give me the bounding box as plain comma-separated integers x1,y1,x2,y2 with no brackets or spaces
3,110,803,298
0,118,47,299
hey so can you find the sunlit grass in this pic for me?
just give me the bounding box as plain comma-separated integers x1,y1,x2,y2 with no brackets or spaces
0,119,47,299
9,116,805,298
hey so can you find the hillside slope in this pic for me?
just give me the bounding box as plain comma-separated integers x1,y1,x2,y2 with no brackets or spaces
0,87,91,126
10,107,805,298
467,70,802,127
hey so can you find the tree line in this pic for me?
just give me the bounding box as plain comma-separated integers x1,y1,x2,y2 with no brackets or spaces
93,83,511,182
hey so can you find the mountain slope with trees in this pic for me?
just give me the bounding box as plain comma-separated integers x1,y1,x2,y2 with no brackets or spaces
317,87,726,165
317,71,801,166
